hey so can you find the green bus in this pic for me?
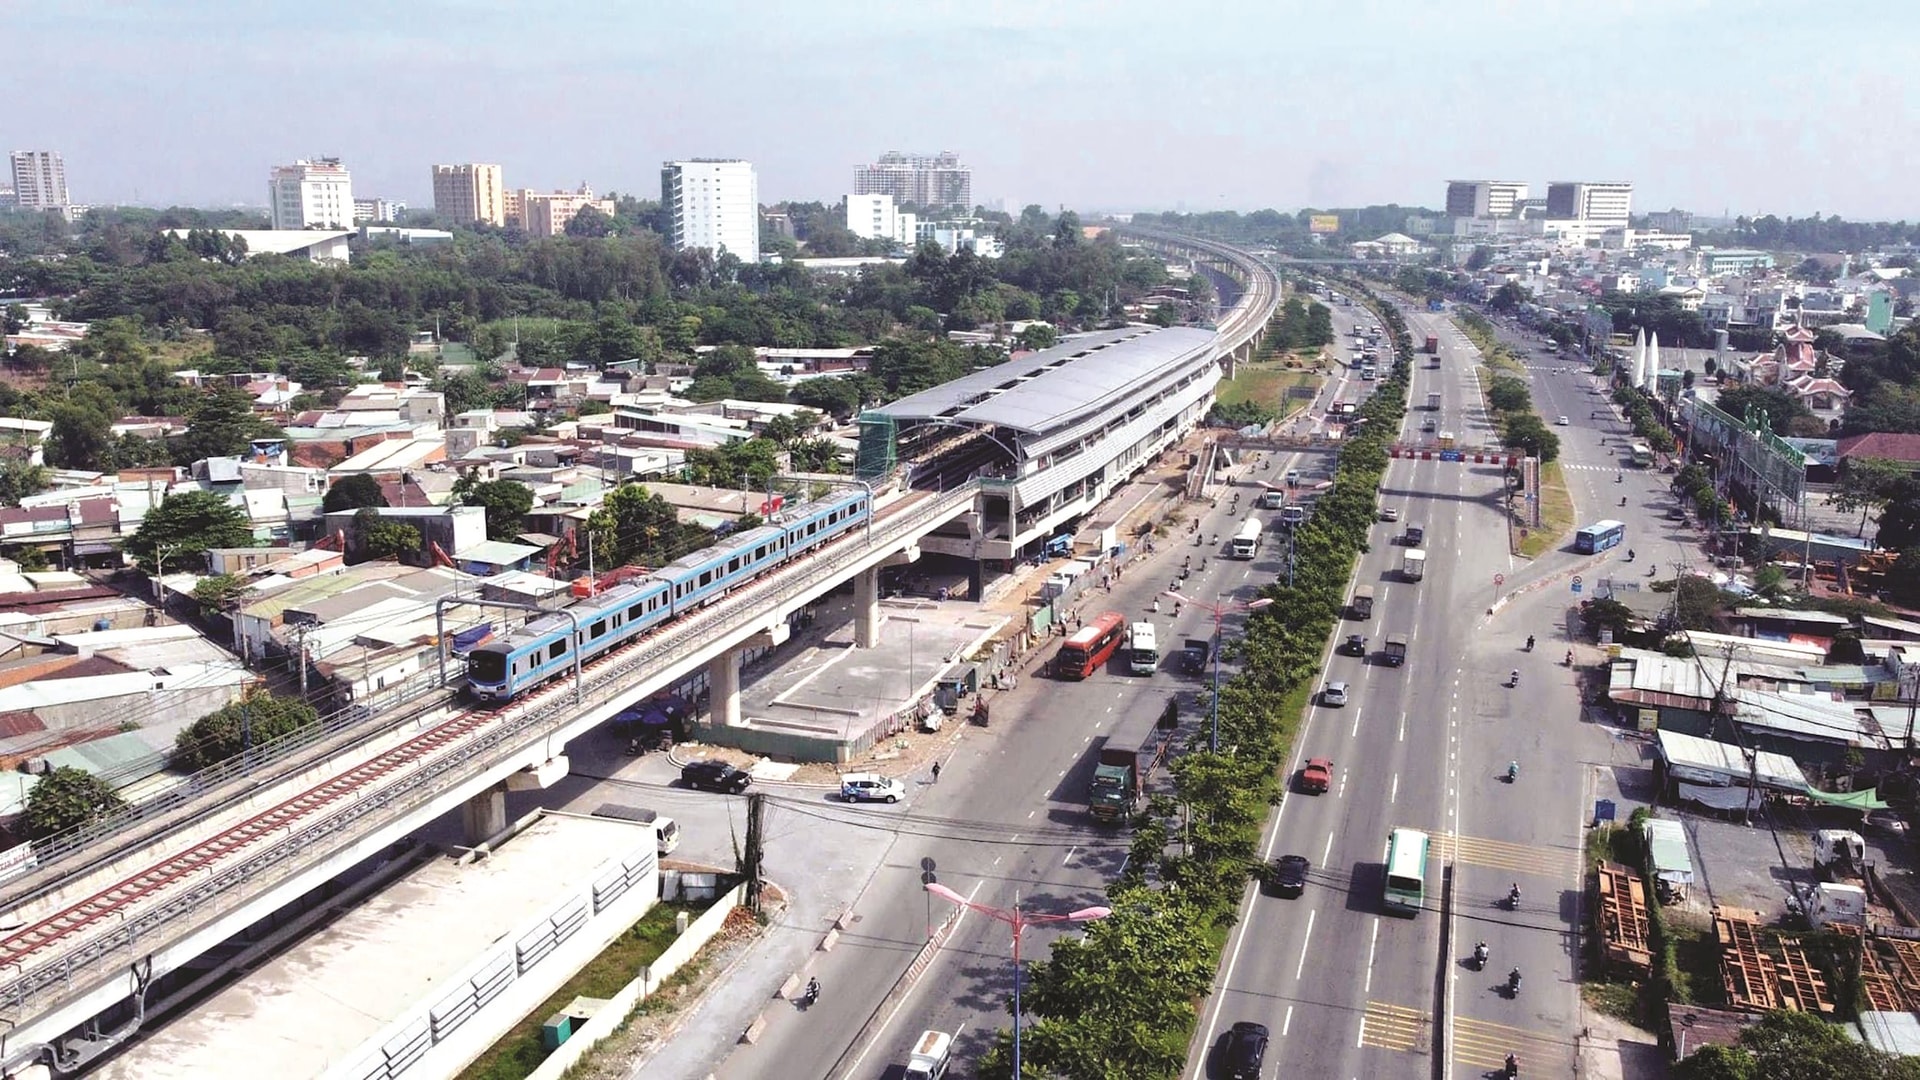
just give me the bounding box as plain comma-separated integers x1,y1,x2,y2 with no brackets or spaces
1382,827,1430,915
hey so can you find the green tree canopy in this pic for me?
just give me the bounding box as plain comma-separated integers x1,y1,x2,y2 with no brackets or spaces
460,479,535,541
321,473,389,514
126,490,254,572
1827,457,1909,538
24,766,125,841
1714,384,1812,435
357,509,422,562
172,693,319,771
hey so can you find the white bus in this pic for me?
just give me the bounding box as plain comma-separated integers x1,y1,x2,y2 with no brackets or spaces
1383,827,1430,915
1127,622,1158,676
1229,518,1262,560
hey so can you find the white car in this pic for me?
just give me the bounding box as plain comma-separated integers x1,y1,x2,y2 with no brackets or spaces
1556,415,1570,425
840,772,907,804
1320,681,1350,708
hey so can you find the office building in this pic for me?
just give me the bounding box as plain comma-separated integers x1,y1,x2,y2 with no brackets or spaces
517,185,615,238
268,158,354,230
854,151,971,212
353,197,406,223
1444,180,1527,218
10,151,70,212
431,163,507,227
844,193,915,246
1545,181,1633,226
660,159,759,258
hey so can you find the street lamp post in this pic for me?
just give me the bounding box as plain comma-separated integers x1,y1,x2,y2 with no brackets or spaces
925,883,1110,1078
1162,590,1273,752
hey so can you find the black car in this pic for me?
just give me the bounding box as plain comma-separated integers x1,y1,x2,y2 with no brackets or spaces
1338,634,1368,657
1272,854,1309,898
1223,1020,1269,1079
681,760,751,793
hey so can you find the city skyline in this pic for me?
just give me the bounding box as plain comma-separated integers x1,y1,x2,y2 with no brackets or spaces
4,2,1916,221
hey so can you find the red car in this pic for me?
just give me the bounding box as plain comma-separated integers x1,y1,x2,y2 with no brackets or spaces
1299,757,1333,794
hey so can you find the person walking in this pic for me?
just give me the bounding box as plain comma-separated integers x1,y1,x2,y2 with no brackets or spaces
931,760,942,783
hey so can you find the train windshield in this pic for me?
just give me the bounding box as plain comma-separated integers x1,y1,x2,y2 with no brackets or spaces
468,650,507,684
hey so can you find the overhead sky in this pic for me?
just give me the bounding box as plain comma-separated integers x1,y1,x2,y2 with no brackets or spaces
8,0,1915,220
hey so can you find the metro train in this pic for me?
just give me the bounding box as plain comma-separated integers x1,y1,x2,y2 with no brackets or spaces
465,487,872,702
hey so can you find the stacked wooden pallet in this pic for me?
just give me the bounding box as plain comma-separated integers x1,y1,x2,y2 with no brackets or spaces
1714,907,1780,1012
1596,861,1652,973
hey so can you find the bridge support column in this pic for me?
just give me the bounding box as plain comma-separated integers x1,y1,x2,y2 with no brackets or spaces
709,647,743,728
463,781,508,845
852,566,881,648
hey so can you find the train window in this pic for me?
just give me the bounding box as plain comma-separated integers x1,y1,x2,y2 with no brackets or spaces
548,641,566,662
592,619,607,638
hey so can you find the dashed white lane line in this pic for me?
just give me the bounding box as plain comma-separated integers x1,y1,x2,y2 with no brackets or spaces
1294,908,1317,982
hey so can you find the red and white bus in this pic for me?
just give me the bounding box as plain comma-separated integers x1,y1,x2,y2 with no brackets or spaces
1057,611,1128,679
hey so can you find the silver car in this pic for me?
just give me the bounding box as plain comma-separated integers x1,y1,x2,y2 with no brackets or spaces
840,772,906,803
1321,681,1350,707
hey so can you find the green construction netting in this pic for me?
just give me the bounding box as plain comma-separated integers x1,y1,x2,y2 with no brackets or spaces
856,411,897,482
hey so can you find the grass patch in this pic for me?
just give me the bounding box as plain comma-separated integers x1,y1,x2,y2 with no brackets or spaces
457,899,708,1080
1582,980,1641,1023
1516,460,1577,558
1215,361,1320,414
1669,920,1725,1007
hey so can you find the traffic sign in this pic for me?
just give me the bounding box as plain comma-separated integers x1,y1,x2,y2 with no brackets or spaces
1572,576,1583,587
1493,573,1505,587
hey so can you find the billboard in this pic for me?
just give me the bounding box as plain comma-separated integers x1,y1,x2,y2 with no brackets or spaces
1309,214,1340,234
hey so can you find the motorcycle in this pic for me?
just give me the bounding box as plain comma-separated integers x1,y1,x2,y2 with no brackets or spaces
1565,650,1574,666
1506,1052,1519,1077
800,978,820,1007
1472,942,1489,970
1507,969,1522,996
1507,884,1522,910
1508,669,1520,688
1524,635,1535,652
1507,761,1519,783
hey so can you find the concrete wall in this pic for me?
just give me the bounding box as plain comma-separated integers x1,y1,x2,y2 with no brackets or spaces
525,880,748,1080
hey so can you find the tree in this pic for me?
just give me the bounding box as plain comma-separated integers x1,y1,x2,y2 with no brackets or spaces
0,461,48,507
172,693,320,771
1581,598,1635,640
1489,281,1527,313
126,490,254,572
172,387,283,466
563,205,615,238
1878,477,1920,551
1828,457,1908,537
1673,1008,1920,1080
1674,575,1724,630
1501,412,1561,462
23,766,125,841
1891,550,1920,609
190,573,252,615
321,473,389,514
1465,245,1493,271
355,507,423,562
461,479,535,541
1714,384,1811,435
1,303,26,335
1018,323,1059,351
45,400,116,472
583,482,689,569
1486,376,1532,414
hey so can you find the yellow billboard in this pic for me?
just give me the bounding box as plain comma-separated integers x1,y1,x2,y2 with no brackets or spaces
1309,214,1340,234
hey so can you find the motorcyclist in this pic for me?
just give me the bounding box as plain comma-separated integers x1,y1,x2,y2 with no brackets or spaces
1508,882,1522,905
1508,760,1519,782
1506,1051,1519,1077
1620,495,1628,507
1474,941,1489,968
804,976,821,1003
1627,548,1636,562
1508,968,1522,993
1616,472,1623,483
1509,669,1520,686
1565,649,1574,665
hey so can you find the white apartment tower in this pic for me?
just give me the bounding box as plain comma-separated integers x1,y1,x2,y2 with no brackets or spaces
854,151,971,211
10,151,70,211
431,163,507,226
844,193,916,246
1545,181,1633,226
268,158,354,229
1444,180,1527,218
661,159,759,258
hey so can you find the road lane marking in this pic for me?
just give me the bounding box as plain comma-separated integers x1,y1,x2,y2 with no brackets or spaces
1435,833,1582,878
1294,908,1316,981
1398,711,1407,741
1390,773,1399,804
1364,918,1380,993
1062,845,1078,867
838,878,985,1077
1359,1000,1430,1054
1350,707,1362,738
1282,1004,1293,1037
1321,832,1334,864
1453,1015,1567,1069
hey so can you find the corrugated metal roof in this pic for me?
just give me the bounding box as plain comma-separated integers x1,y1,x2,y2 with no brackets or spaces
874,326,1216,435
1731,688,1884,748
1655,729,1807,790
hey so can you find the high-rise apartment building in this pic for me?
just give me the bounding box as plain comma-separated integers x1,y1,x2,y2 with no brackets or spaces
1444,180,1527,218
854,151,970,212
660,160,759,258
1545,181,1633,225
431,163,507,227
517,185,616,238
10,151,70,212
268,158,354,229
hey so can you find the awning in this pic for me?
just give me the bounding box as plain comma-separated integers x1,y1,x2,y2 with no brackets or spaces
1804,787,1890,811
71,541,119,556
1678,782,1764,812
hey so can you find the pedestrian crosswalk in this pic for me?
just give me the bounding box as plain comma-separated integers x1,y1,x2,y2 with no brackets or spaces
1454,1015,1571,1072
1359,1000,1430,1055
1435,832,1583,880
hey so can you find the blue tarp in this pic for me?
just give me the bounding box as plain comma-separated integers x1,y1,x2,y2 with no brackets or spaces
450,623,494,654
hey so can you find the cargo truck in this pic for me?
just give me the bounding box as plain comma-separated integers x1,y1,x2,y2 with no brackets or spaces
1426,392,1441,411
1425,334,1440,354
1382,633,1408,667
1182,636,1213,673
1402,548,1427,581
1349,586,1375,619
904,1029,953,1079
1088,707,1174,822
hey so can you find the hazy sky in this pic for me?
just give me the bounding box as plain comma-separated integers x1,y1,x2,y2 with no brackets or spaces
8,0,1915,220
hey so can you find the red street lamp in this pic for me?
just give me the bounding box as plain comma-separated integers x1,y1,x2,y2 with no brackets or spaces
925,883,1111,1077
1161,591,1273,752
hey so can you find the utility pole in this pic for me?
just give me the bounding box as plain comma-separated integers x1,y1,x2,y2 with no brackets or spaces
296,623,310,697
743,791,765,913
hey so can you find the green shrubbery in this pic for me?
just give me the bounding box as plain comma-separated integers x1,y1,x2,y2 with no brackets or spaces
975,276,1411,1079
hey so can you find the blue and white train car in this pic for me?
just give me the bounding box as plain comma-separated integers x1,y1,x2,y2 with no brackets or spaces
778,488,870,558
656,524,789,617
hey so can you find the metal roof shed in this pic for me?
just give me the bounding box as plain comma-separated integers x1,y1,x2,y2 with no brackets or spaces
1641,817,1695,892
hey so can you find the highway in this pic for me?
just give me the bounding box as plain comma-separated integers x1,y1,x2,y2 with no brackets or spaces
1184,298,1627,1079
718,303,1367,1080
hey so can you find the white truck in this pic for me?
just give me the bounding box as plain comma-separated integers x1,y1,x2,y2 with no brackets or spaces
1402,548,1427,581
904,1029,953,1079
1807,882,1868,929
